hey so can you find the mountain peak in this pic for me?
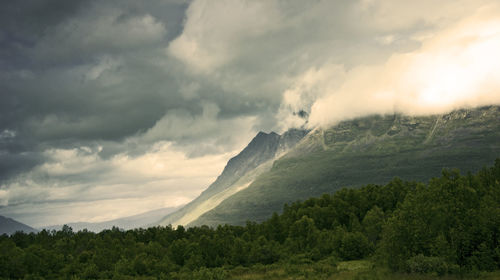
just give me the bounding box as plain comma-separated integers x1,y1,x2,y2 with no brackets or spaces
253,131,280,140
158,128,309,227
194,128,309,201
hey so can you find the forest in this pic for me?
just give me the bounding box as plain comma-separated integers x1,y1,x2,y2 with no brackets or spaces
1,159,499,279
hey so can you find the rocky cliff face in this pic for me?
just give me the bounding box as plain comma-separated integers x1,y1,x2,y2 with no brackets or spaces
276,128,310,157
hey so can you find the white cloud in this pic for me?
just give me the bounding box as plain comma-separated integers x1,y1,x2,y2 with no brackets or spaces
168,0,281,72
1,100,258,227
376,35,396,45
308,4,500,127
354,0,493,32
168,0,500,133
1,141,236,227
0,129,16,140
277,64,346,130
139,102,258,156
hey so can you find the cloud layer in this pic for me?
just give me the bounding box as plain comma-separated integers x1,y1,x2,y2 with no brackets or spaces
308,4,500,126
1,0,499,226
0,142,233,227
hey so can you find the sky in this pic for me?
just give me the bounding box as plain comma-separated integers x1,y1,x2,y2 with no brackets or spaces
1,0,500,227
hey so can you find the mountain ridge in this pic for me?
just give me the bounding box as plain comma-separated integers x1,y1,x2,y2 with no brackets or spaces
0,215,38,235
158,128,308,227
191,105,500,226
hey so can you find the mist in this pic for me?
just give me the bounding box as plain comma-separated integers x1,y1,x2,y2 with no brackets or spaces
307,5,500,127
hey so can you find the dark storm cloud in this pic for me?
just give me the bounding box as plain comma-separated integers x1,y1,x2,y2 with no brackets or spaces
0,0,281,184
0,0,91,69
0,0,476,185
0,0,188,180
0,0,188,68
0,151,45,182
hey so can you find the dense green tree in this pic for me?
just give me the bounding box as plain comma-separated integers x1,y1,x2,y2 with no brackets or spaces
362,205,385,244
288,215,318,252
0,238,26,278
339,232,372,260
380,161,500,272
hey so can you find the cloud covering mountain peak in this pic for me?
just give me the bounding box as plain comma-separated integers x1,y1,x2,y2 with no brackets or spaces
1,0,499,226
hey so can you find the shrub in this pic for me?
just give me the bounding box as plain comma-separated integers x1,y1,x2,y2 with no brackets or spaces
405,254,457,275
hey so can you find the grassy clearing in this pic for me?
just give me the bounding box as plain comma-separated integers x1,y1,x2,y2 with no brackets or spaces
226,260,500,280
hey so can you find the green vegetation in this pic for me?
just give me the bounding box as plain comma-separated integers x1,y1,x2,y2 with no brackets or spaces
223,260,500,280
1,159,499,279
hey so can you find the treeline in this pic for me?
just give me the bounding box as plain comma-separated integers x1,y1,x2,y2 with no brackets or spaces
1,159,499,279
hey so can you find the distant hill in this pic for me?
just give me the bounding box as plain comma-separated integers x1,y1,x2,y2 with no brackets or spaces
0,215,38,235
41,207,179,232
191,106,500,226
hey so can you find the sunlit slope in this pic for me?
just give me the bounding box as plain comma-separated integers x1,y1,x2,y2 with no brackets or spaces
192,106,500,226
158,129,308,227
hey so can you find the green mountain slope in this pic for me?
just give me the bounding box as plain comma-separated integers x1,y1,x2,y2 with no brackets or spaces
192,106,500,226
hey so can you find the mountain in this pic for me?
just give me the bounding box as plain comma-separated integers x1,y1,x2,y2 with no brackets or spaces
42,207,179,232
0,215,38,235
158,128,308,227
191,106,500,227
